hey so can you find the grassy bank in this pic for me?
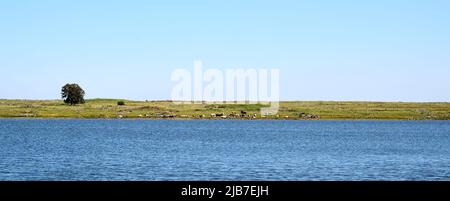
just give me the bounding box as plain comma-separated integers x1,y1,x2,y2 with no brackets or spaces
0,99,449,120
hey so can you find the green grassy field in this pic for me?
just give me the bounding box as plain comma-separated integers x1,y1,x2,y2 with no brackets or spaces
0,99,449,120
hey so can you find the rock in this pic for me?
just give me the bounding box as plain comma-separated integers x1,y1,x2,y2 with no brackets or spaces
159,114,175,118
300,113,320,119
228,113,240,118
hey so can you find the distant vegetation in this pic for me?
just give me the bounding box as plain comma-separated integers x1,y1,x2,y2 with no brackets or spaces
61,84,85,105
117,101,125,106
0,99,449,120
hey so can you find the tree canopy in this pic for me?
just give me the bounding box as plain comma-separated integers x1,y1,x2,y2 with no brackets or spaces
61,83,85,105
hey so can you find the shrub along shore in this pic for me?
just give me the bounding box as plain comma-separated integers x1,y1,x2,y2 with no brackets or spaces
0,99,449,120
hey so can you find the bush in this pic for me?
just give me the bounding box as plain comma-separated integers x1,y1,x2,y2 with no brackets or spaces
117,101,125,106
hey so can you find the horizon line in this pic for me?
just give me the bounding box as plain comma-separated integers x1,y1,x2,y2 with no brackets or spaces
1,98,449,104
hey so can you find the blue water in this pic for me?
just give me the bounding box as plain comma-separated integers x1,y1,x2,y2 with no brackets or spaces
0,119,449,181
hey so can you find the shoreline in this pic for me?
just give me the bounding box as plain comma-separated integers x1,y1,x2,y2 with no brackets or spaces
1,99,449,120
1,117,449,121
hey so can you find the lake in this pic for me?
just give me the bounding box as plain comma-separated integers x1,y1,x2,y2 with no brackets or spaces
0,119,449,181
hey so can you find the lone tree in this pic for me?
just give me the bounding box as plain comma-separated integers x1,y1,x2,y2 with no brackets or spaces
61,83,85,105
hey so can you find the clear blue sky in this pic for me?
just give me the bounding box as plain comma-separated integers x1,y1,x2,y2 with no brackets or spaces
1,0,449,101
